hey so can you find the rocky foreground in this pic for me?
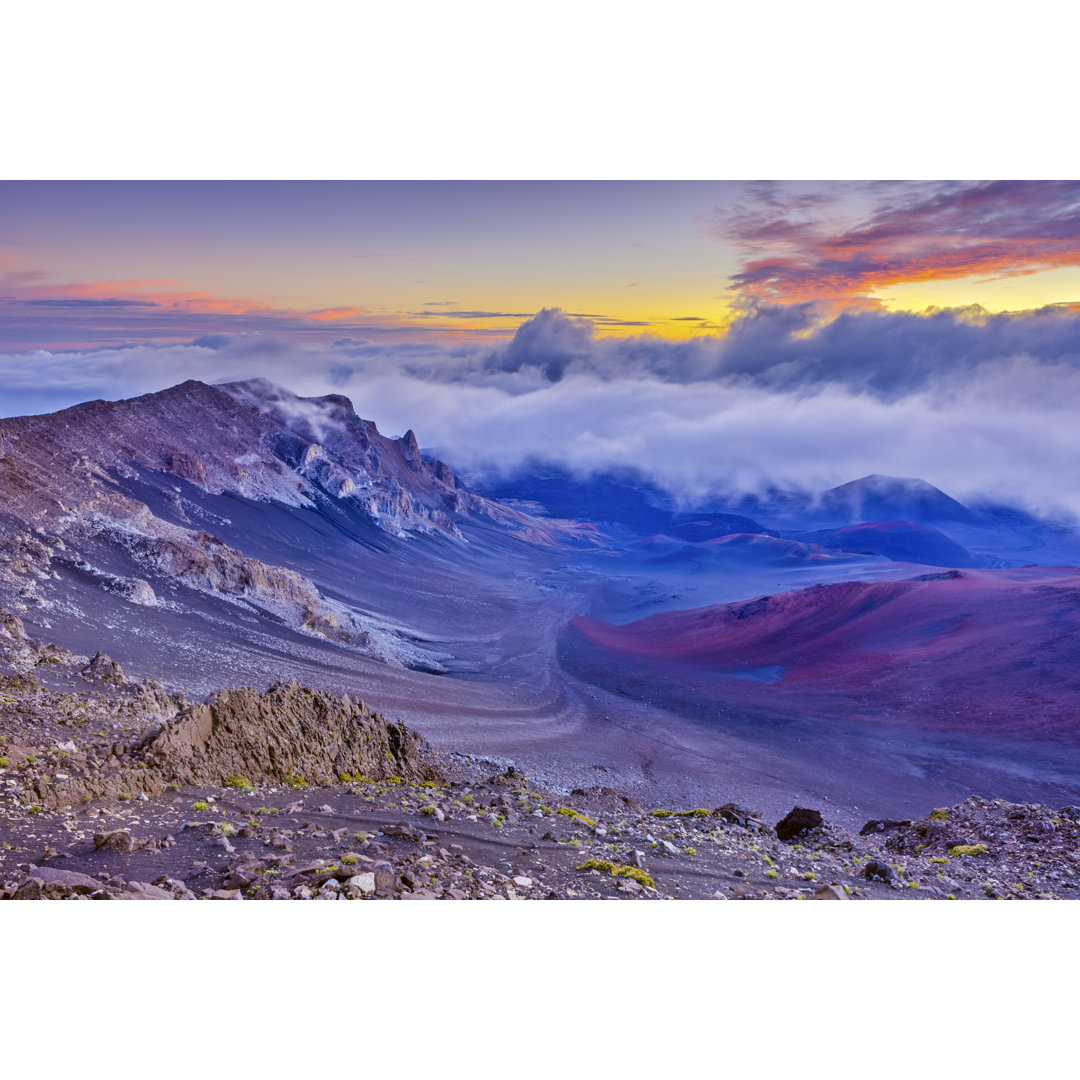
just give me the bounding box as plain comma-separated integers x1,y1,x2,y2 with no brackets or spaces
2,609,1077,901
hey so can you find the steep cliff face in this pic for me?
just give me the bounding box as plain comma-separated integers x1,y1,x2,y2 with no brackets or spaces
0,378,560,671
0,378,505,538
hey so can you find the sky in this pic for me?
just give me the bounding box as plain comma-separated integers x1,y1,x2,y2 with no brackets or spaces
3,180,1080,350
4,179,1080,517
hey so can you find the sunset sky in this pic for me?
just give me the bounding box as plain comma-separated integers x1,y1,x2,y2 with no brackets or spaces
3,180,1079,351
4,180,1080,516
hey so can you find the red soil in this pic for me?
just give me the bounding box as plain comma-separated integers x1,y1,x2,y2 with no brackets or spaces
570,568,1080,739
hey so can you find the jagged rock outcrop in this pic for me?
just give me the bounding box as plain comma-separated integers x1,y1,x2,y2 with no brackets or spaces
0,377,499,538
33,681,438,809
81,652,126,684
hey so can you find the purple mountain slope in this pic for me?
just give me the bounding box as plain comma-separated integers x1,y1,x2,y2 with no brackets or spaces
793,521,992,569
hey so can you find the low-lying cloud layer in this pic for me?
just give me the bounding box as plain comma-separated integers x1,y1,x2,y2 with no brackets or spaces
4,305,1080,519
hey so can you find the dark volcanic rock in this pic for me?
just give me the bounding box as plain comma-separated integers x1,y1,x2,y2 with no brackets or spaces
775,807,823,841
859,818,911,836
862,859,897,883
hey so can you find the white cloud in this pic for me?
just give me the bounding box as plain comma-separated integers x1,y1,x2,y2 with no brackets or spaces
4,306,1080,520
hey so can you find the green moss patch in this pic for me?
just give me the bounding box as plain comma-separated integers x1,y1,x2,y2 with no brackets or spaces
948,844,989,857
577,859,655,889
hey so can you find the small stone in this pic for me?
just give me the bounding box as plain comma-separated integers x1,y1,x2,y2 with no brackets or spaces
373,863,397,895
347,872,377,896
224,861,264,889
13,878,43,900
810,884,847,900
152,876,197,900
513,876,532,888
383,822,421,840
123,881,174,900
659,839,679,856
93,829,135,853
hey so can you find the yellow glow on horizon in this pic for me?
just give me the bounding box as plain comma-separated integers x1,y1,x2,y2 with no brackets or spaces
876,265,1080,315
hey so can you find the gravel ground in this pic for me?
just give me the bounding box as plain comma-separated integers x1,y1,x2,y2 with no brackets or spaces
3,614,1077,900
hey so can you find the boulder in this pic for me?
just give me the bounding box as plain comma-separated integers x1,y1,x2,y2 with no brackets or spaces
9,867,107,900
810,884,847,900
34,867,108,895
122,881,174,900
775,807,824,841
862,859,896,883
94,829,135,853
382,821,422,840
345,872,376,898
81,652,126,684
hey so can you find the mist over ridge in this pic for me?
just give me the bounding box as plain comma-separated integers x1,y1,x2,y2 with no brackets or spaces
4,303,1080,520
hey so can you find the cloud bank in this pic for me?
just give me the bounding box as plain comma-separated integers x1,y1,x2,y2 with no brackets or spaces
4,306,1080,519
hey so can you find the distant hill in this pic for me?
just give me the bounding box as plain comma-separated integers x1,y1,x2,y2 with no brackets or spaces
472,464,773,539
816,474,981,525
795,521,990,568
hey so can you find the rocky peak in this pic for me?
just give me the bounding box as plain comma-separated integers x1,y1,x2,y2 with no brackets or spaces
399,429,421,469
0,377,516,541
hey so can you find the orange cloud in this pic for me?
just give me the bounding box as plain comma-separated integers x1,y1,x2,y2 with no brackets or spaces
0,262,523,349
3,271,376,324
304,306,369,322
718,181,1080,309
